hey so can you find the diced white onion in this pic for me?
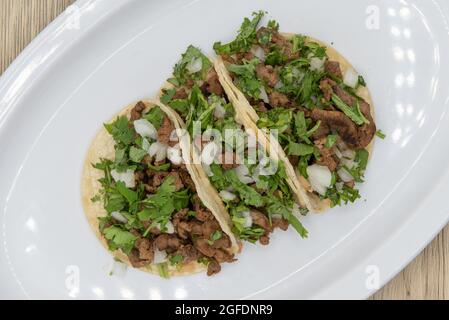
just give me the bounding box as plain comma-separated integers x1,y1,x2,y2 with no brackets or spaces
154,221,174,234
343,68,359,88
259,86,269,103
153,248,168,264
333,146,343,159
142,138,152,153
111,169,135,188
201,142,219,165
337,167,354,183
274,80,284,90
310,57,325,71
341,158,356,169
242,211,253,228
307,164,332,196
202,163,213,177
342,149,356,160
111,211,128,224
133,119,157,140
213,102,226,119
219,190,236,201
235,165,255,184
149,142,167,162
251,46,266,61
167,146,183,165
336,182,344,192
187,57,202,74
165,221,175,234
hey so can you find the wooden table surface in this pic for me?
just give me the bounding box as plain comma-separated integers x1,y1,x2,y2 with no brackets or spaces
1,0,448,300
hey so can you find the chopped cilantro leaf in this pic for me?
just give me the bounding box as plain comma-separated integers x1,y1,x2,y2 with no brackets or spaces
213,11,264,55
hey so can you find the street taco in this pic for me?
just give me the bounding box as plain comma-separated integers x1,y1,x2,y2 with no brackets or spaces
158,46,308,245
81,100,240,277
213,11,378,212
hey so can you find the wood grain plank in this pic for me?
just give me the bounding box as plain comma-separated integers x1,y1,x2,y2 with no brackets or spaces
0,0,447,300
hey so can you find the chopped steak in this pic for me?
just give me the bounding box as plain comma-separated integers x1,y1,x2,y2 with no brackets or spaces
319,78,336,102
256,63,279,87
332,85,376,148
310,109,360,148
256,101,269,112
178,167,196,191
256,27,299,61
211,234,231,249
207,259,221,276
272,218,289,231
288,155,299,167
269,91,291,107
324,60,343,79
157,116,175,145
196,209,214,222
154,234,182,252
201,220,220,239
259,235,270,245
250,210,271,232
314,137,339,171
167,172,184,191
128,249,148,268
135,238,154,261
177,244,201,263
173,88,188,100
311,122,330,140
205,68,224,96
130,101,146,121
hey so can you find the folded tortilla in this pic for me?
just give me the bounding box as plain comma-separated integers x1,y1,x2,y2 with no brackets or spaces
214,34,375,212
81,100,240,276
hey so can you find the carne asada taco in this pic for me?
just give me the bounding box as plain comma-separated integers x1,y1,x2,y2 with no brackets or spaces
213,11,378,212
81,100,240,277
158,46,308,245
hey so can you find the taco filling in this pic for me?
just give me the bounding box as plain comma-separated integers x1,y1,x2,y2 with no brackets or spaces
91,102,235,276
160,46,308,244
213,11,378,207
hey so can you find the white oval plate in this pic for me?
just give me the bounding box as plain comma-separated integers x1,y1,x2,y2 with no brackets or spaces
1,0,449,300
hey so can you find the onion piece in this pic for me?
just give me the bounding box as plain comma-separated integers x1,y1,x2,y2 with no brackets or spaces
219,190,236,201
201,142,219,165
186,57,202,74
342,149,356,160
242,211,253,228
213,102,226,119
251,46,265,61
155,222,174,234
149,142,167,162
153,248,168,264
142,138,152,153
274,80,284,90
343,68,359,88
307,164,332,196
235,165,255,184
202,163,213,177
133,119,157,140
337,167,354,183
259,86,269,103
167,146,183,165
111,169,135,188
336,182,344,192
333,146,343,159
310,57,325,71
341,158,356,169
111,211,128,224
